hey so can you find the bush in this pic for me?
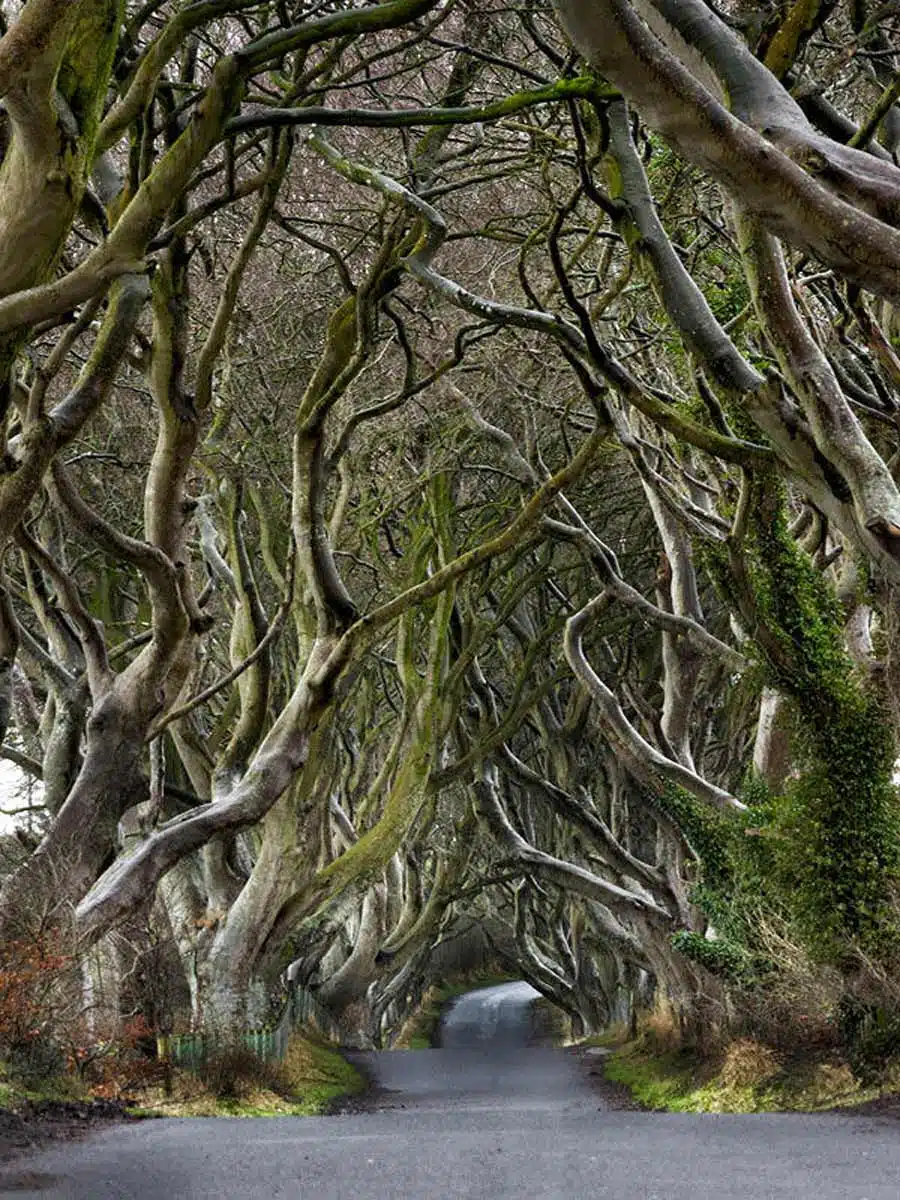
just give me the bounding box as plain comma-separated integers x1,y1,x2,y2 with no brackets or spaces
0,939,71,1084
66,1016,167,1099
198,1045,292,1101
719,1039,781,1090
732,914,843,1050
838,999,900,1084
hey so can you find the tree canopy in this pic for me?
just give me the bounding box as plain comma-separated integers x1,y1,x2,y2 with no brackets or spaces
1,0,900,1053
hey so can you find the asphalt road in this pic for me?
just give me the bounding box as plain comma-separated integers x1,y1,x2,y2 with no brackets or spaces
2,981,899,1199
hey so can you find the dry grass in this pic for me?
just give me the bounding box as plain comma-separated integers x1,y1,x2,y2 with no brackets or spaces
740,916,843,1050
606,1026,892,1114
640,1001,683,1053
132,1074,302,1118
719,1039,781,1090
198,1045,291,1101
128,1034,364,1117
791,1062,859,1108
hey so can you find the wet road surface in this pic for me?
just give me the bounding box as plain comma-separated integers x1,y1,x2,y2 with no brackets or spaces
2,980,899,1199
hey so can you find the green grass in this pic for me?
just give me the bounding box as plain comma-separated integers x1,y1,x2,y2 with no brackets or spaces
285,1035,366,1113
1,1035,367,1121
0,1062,87,1108
128,1035,366,1118
603,1038,892,1113
605,1047,753,1112
571,1023,629,1050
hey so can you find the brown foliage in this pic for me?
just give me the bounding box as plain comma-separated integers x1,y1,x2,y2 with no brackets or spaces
719,1039,781,1090
0,939,70,1079
198,1045,292,1101
68,1016,166,1100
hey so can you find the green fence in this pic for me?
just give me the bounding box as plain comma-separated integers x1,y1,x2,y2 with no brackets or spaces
167,985,339,1071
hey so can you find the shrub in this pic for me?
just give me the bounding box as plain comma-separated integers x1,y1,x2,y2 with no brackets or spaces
838,998,900,1084
719,1039,781,1090
198,1045,292,1101
67,1016,167,1099
0,939,71,1084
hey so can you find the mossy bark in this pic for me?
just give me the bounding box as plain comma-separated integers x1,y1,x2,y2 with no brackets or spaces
707,476,899,959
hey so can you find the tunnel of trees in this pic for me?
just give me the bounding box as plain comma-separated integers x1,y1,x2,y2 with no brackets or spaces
1,0,900,1060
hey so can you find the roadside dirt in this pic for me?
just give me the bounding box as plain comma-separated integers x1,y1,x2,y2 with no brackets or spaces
828,1093,900,1121
0,1099,133,1165
570,1046,648,1111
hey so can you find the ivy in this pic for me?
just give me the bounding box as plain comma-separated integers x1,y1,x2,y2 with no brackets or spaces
656,778,780,974
702,475,900,961
671,931,749,980
652,783,733,892
749,486,897,953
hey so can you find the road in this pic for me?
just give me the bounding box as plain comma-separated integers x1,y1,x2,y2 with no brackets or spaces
2,981,898,1198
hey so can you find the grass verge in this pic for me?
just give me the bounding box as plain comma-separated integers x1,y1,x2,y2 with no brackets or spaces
0,1062,87,1109
129,1034,365,1117
603,1035,900,1113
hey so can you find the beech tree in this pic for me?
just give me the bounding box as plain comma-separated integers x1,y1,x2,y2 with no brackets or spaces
0,0,617,1037
1,0,900,1056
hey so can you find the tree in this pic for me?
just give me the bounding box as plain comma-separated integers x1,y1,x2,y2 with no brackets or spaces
2,0,900,1057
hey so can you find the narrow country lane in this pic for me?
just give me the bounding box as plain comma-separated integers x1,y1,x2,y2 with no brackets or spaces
2,983,898,1199
348,981,595,1111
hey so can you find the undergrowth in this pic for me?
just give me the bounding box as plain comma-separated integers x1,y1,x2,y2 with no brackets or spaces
0,1060,87,1110
604,1034,897,1113
129,1034,364,1117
